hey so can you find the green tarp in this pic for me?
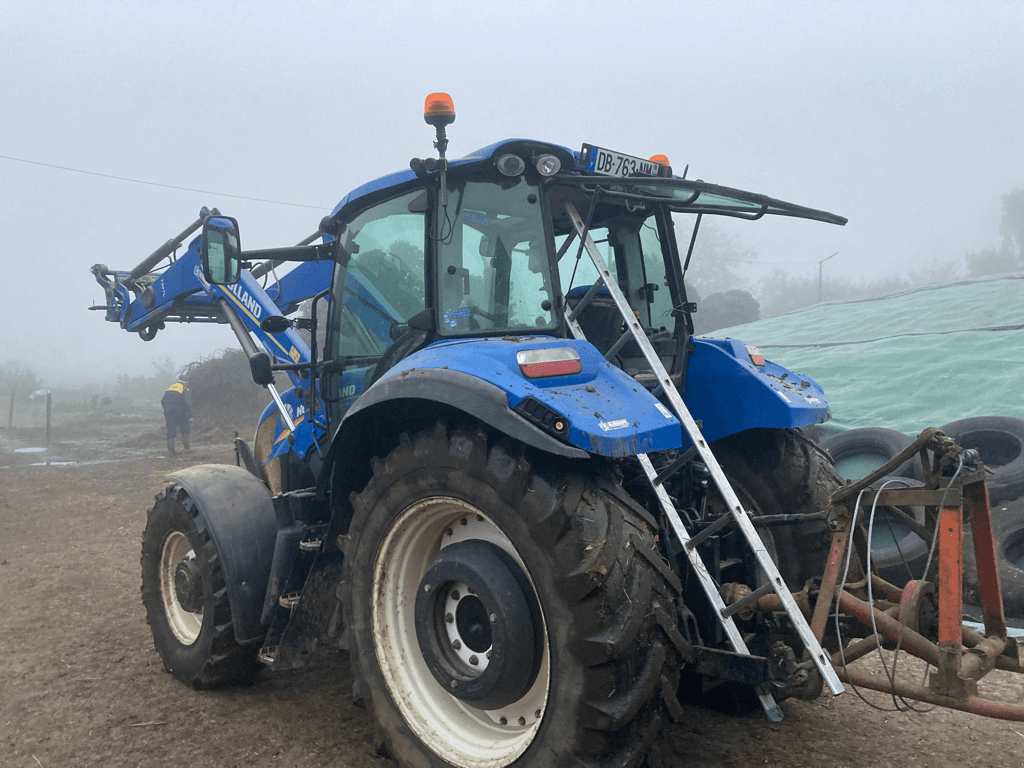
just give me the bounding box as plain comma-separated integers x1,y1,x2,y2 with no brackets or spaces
703,274,1024,437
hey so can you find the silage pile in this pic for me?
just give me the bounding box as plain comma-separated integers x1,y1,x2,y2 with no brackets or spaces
705,274,1024,436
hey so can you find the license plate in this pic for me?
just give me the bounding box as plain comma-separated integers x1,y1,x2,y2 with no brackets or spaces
582,144,663,177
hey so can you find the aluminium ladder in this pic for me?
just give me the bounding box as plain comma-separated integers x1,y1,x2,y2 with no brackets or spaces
560,202,845,719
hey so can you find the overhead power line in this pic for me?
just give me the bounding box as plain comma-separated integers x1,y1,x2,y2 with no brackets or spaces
0,153,330,210
717,256,831,265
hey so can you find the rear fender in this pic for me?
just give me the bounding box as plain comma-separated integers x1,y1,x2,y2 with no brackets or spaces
685,338,829,444
363,338,683,456
168,464,278,645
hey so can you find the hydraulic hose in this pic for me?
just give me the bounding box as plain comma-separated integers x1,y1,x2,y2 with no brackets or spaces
129,211,211,281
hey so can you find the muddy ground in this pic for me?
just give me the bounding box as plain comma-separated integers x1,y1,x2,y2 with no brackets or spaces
2,414,1023,768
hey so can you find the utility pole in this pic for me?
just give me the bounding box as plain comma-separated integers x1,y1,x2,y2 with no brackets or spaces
818,252,839,303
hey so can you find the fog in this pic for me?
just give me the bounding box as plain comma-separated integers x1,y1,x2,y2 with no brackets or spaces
1,0,1021,386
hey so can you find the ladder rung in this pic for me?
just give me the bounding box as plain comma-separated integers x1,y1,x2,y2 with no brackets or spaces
652,446,698,486
567,277,606,322
604,329,632,361
685,513,734,551
721,583,775,619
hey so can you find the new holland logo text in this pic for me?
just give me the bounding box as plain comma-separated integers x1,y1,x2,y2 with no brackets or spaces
226,283,262,319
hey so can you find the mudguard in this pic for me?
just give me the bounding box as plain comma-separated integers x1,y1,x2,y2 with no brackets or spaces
353,337,684,457
168,464,277,645
685,337,830,444
335,367,591,460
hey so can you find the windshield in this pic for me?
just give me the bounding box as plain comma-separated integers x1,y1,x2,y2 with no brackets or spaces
437,177,558,336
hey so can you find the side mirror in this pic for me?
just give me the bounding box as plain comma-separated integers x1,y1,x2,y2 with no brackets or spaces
201,216,242,285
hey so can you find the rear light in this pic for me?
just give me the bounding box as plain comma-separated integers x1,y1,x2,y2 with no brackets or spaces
516,347,582,378
746,344,765,366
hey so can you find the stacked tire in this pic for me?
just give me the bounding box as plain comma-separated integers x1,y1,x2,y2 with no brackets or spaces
821,429,927,586
931,417,1024,504
963,497,1024,617
822,417,1024,617
820,427,917,482
936,417,1024,619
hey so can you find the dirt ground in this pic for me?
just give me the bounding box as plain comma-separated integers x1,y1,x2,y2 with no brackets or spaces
2,414,1023,768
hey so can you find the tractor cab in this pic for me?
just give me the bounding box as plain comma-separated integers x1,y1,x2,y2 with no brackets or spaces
315,106,845,417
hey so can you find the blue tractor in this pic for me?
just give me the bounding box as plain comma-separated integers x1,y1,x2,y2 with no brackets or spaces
93,94,854,767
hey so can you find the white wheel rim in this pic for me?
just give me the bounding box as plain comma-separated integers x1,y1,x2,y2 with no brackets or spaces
371,496,550,768
159,530,202,645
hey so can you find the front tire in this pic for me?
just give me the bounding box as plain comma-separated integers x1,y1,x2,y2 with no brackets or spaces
140,486,260,688
341,424,682,768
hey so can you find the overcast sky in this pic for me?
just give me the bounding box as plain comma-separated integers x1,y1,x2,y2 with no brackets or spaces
2,0,1021,386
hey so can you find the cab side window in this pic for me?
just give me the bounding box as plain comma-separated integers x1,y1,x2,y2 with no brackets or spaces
331,190,427,361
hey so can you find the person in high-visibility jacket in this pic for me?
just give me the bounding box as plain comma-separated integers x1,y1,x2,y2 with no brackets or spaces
161,380,192,455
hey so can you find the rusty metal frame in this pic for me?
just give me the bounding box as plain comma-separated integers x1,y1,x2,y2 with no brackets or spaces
756,428,1024,720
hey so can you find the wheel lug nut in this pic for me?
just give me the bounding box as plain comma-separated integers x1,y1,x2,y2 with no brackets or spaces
469,655,478,665
535,709,541,718
499,716,507,725
451,590,460,601
476,514,484,522
445,612,454,623
452,639,462,650
445,528,453,536
518,717,526,725
460,517,468,526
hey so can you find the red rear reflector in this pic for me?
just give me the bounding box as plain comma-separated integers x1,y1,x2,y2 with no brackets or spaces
516,348,582,379
745,344,765,366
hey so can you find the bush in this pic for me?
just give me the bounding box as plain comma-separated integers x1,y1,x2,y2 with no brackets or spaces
180,349,274,439
693,290,761,334
0,360,41,398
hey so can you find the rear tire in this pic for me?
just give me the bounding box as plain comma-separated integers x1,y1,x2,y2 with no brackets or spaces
141,486,260,688
341,424,682,768
710,428,842,590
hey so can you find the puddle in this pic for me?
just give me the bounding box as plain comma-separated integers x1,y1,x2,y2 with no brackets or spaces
0,456,163,471
14,447,46,453
963,620,1024,638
